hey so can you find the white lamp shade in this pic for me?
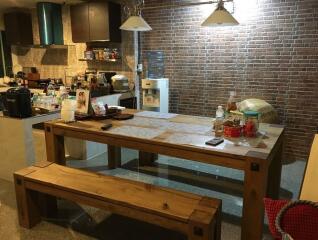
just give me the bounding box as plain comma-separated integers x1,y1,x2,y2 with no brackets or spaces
120,16,152,31
202,7,239,27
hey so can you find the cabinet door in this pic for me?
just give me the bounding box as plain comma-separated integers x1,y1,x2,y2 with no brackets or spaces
88,2,110,41
70,3,90,43
108,2,122,42
4,12,33,45
0,31,13,77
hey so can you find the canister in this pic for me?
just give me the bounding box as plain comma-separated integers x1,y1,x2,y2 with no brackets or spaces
243,111,259,137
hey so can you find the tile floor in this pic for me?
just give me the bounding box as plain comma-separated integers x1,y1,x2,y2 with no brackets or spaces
0,148,306,240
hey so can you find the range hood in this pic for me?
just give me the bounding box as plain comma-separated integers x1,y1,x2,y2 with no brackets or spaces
37,2,64,45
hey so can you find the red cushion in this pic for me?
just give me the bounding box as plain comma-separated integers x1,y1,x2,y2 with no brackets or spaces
264,198,288,239
264,198,318,240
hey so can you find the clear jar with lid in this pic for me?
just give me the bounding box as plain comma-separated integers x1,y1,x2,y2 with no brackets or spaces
243,111,259,137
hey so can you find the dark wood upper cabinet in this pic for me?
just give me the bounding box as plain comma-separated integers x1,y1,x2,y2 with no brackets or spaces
70,3,90,43
4,11,33,45
70,1,121,43
88,2,109,41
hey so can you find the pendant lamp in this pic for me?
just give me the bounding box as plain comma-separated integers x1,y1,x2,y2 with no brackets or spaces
201,0,239,27
120,15,152,31
120,1,152,32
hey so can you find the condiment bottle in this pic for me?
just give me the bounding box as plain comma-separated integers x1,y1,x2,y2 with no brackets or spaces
214,105,224,137
226,91,237,112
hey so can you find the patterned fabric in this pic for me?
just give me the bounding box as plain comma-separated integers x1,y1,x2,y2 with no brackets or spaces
264,198,318,240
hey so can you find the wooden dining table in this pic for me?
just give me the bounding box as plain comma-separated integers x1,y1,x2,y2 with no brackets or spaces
44,110,284,240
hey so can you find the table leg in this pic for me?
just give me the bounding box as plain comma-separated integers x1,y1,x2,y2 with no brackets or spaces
266,143,283,198
108,145,121,169
241,159,269,240
45,124,65,165
139,151,158,166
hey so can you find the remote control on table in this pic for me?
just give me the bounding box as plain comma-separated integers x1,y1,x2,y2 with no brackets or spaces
205,137,224,146
101,123,112,131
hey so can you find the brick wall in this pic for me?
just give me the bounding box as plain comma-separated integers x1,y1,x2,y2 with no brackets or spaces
141,0,318,161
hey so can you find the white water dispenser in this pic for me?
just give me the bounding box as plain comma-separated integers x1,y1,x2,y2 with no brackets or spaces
142,78,169,113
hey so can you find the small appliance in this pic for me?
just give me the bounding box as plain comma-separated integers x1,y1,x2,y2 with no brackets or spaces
6,87,32,118
142,78,169,113
111,74,129,92
98,71,116,85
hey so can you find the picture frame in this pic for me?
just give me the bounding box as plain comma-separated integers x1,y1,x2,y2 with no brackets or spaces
75,89,90,114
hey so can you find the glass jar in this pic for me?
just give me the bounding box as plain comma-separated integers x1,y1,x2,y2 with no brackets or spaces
104,48,110,60
84,50,94,60
243,111,259,137
98,49,104,60
93,50,99,60
113,48,119,59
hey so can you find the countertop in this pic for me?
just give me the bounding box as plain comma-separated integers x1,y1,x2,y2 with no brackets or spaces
0,110,60,124
0,86,45,94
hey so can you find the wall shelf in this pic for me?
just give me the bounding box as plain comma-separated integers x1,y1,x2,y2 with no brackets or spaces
78,58,120,63
13,44,76,50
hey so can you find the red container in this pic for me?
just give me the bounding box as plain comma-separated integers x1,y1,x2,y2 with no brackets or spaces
243,122,257,137
224,126,241,138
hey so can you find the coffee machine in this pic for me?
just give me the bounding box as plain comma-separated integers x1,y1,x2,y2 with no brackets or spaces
5,87,32,118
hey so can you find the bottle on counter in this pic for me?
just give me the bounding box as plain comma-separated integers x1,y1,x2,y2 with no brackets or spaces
47,82,55,96
226,91,237,112
214,105,225,137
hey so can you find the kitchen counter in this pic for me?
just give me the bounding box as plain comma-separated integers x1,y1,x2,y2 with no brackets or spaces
0,111,109,182
0,90,135,181
0,111,60,181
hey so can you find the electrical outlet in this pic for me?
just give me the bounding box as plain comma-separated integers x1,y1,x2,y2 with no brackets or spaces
137,64,143,73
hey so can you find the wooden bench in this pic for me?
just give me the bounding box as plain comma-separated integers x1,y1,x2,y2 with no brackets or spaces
14,162,221,240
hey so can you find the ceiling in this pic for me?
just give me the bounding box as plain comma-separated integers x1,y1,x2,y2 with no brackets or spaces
0,0,84,12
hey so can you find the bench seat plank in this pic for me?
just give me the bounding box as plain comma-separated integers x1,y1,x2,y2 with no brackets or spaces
24,164,202,222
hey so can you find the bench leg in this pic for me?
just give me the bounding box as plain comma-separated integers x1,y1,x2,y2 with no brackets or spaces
214,206,222,240
14,174,58,228
188,210,216,240
138,151,158,166
38,193,58,219
108,145,121,169
14,175,42,228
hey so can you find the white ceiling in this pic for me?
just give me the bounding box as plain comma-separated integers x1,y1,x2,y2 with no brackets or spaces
0,0,84,11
